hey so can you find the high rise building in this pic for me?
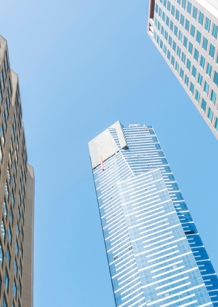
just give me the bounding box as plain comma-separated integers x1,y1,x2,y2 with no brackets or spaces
89,121,218,307
0,36,34,307
147,0,218,138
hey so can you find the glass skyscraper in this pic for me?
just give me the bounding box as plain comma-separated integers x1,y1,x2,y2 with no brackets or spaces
147,0,218,138
89,121,218,307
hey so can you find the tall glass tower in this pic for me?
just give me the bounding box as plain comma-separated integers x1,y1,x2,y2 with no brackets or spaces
89,121,218,307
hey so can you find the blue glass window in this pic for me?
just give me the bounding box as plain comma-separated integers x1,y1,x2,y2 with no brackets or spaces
5,249,10,267
173,41,176,51
205,17,211,31
206,63,212,77
190,82,194,94
183,36,188,47
212,23,218,38
210,89,217,105
204,81,209,95
167,50,171,59
0,244,3,266
186,58,191,70
166,16,169,26
187,1,192,13
195,90,200,102
190,25,195,37
175,61,179,71
208,107,214,122
13,280,17,298
192,6,197,19
188,42,193,54
201,98,207,111
215,117,218,131
171,5,175,16
167,1,171,11
192,65,197,78
213,71,218,86
14,260,18,276
165,30,168,40
177,46,181,57
177,0,181,4
185,19,190,31
174,25,178,36
181,52,186,63
197,73,203,85
163,45,167,54
180,68,184,79
176,9,180,20
198,11,204,25
182,0,186,9
202,37,208,51
163,0,167,6
162,12,166,21
184,75,189,86
1,221,5,241
2,297,7,307
168,35,172,45
216,54,218,64
200,55,205,69
209,44,215,58
4,271,9,292
194,48,199,61
171,55,175,66
170,20,173,31
180,14,184,25
7,227,12,245
196,30,201,44
178,30,182,41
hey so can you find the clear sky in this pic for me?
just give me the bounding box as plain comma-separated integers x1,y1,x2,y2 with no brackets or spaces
1,0,218,306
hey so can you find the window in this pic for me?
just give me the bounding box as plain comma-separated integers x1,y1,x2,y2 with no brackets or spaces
167,1,171,11
185,75,189,86
0,244,3,266
182,0,186,9
210,89,217,105
212,23,218,38
197,73,203,86
204,81,209,95
5,249,10,267
174,25,178,36
180,68,184,79
2,202,7,218
181,52,186,63
176,9,179,20
180,14,184,25
171,5,175,16
7,227,12,245
170,21,173,31
186,58,191,70
14,260,18,276
13,280,17,298
177,46,181,57
4,271,9,292
214,117,218,131
190,82,194,94
2,297,7,307
190,25,195,37
183,36,188,48
201,98,207,111
165,30,168,40
208,108,214,122
205,17,211,31
198,11,204,25
178,30,182,41
194,49,199,61
173,41,176,51
195,90,200,102
175,61,179,71
185,19,190,31
1,221,5,241
9,209,13,226
188,42,193,54
187,1,192,13
167,50,171,59
206,63,212,77
192,65,197,78
200,56,205,69
202,37,208,51
171,55,175,66
192,6,197,19
213,71,218,86
209,44,215,58
166,16,169,26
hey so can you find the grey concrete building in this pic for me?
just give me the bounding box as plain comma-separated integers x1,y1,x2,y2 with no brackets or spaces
0,36,34,307
148,0,218,138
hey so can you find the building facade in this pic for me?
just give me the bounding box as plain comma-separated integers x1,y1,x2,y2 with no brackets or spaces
147,0,218,138
0,36,34,307
89,121,218,307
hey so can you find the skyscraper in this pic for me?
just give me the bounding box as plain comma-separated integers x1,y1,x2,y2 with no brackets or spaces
0,36,34,307
89,121,218,307
147,0,218,138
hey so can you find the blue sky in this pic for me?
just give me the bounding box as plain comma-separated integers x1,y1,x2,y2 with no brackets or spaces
1,0,218,306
